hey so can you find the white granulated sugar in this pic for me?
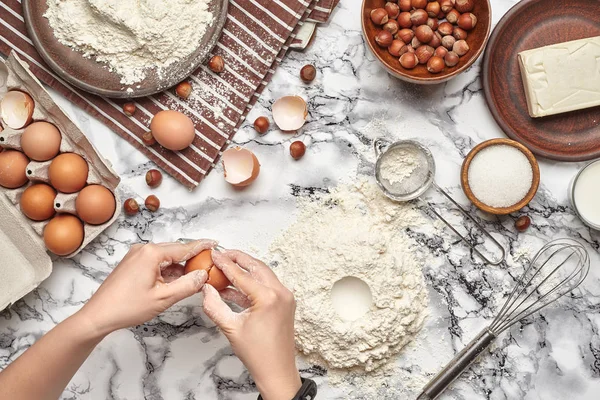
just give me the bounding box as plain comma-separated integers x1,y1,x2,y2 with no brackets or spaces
468,145,533,208
44,0,214,85
379,146,421,185
271,178,430,380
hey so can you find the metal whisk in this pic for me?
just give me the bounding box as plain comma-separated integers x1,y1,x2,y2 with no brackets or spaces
417,238,590,400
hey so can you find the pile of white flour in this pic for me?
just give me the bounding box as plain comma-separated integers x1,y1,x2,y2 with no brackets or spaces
270,178,430,374
45,0,214,85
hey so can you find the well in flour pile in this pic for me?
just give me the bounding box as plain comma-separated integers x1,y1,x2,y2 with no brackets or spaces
44,0,214,85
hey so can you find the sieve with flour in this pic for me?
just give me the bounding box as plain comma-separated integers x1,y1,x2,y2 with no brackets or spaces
374,139,505,265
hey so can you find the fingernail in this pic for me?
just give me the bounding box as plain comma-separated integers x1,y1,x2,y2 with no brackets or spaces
193,269,208,286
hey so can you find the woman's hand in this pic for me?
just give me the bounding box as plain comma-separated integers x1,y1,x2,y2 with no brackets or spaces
79,239,215,337
202,250,301,400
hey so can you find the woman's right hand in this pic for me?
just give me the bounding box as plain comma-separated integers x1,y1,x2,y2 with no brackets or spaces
202,250,301,400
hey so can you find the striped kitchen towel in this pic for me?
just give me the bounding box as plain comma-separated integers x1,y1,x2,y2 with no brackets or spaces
0,0,337,189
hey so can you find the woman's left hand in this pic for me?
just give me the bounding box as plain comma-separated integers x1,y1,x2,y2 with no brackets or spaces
79,239,216,336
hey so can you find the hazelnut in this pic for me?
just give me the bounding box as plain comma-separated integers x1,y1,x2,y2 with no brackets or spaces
415,25,434,43
425,1,440,17
415,45,434,64
145,195,160,212
411,0,427,9
385,2,401,18
454,0,474,13
397,28,415,43
440,0,454,13
300,65,317,82
441,35,456,50
123,102,136,117
375,30,394,47
399,0,412,12
290,141,306,160
446,9,461,24
457,13,477,30
453,27,468,40
124,198,139,216
175,82,192,99
411,36,422,49
145,169,163,188
515,215,531,232
383,19,400,35
452,39,470,56
397,12,413,28
399,44,415,56
142,131,157,146
410,9,428,25
208,55,225,73
429,31,442,47
388,40,406,57
445,51,460,66
426,17,439,31
438,22,454,36
434,46,448,58
437,10,446,19
254,116,270,134
427,56,445,73
370,8,389,25
399,52,419,69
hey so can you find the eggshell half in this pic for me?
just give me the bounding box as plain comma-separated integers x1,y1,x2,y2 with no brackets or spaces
272,95,308,131
222,147,260,187
0,91,35,129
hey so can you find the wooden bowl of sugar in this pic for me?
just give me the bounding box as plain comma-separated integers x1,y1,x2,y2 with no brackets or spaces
461,138,540,215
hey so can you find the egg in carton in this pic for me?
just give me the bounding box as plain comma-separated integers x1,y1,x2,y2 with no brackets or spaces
0,53,121,311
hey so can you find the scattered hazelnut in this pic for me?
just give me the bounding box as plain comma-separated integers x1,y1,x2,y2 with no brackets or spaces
399,44,415,56
208,55,225,73
515,215,531,232
375,30,394,47
397,12,413,28
425,1,440,17
453,27,468,40
399,52,419,69
290,141,306,160
145,169,163,188
175,82,192,99
254,116,270,134
457,13,477,30
446,9,461,24
441,35,456,50
415,25,434,43
411,0,427,9
445,51,460,66
385,2,401,18
426,17,439,31
300,64,317,82
411,36,422,49
429,31,442,48
454,0,474,13
397,28,415,43
440,0,454,13
123,102,136,117
142,131,157,146
427,56,445,73
145,195,160,212
415,45,434,64
438,22,454,36
399,0,412,12
410,9,428,25
452,39,470,56
434,46,448,58
383,19,400,35
388,39,406,57
370,8,389,25
124,198,139,216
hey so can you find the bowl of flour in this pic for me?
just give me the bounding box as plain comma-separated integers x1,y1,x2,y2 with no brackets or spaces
22,0,228,98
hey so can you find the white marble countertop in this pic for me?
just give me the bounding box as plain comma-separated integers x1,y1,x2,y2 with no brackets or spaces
2,0,600,399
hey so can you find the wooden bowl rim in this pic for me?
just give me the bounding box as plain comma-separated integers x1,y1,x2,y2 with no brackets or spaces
460,138,541,215
360,0,492,84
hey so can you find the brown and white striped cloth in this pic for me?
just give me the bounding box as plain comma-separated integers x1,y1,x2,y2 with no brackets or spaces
0,0,337,190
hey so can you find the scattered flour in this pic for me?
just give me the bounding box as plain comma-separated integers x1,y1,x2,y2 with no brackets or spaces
44,0,214,85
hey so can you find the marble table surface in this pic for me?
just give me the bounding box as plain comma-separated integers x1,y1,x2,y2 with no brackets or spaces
2,0,600,399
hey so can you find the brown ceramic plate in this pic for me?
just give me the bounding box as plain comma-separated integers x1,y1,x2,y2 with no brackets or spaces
482,0,600,161
361,0,491,84
22,0,228,98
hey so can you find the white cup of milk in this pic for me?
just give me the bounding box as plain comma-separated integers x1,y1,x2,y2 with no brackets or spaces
570,160,600,230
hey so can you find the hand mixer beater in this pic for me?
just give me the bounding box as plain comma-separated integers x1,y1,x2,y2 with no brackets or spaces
417,238,590,400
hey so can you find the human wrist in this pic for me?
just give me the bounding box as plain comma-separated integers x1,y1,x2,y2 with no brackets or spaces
255,366,302,400
73,306,113,341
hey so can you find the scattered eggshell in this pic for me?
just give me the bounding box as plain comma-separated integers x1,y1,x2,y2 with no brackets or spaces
272,95,308,131
0,91,35,129
222,147,260,187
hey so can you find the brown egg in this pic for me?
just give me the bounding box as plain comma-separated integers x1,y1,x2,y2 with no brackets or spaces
75,184,116,225
21,122,62,161
185,249,231,291
0,150,29,189
20,183,56,221
48,153,89,193
43,214,85,256
150,110,195,151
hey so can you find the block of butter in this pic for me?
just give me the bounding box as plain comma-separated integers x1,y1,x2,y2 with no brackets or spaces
518,36,600,118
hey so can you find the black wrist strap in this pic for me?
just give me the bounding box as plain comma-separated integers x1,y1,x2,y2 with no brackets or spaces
257,378,318,400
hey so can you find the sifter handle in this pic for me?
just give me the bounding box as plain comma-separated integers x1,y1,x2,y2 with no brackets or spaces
417,328,496,400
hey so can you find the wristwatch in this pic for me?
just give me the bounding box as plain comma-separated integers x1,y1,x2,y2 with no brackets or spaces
257,378,318,400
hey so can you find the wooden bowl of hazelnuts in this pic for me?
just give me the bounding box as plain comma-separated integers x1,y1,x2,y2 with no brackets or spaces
361,0,491,84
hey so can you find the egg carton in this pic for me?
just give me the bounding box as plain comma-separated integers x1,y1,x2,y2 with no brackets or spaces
0,53,121,311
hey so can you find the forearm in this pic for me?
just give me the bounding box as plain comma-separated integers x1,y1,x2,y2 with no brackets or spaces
254,361,302,400
0,310,106,400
